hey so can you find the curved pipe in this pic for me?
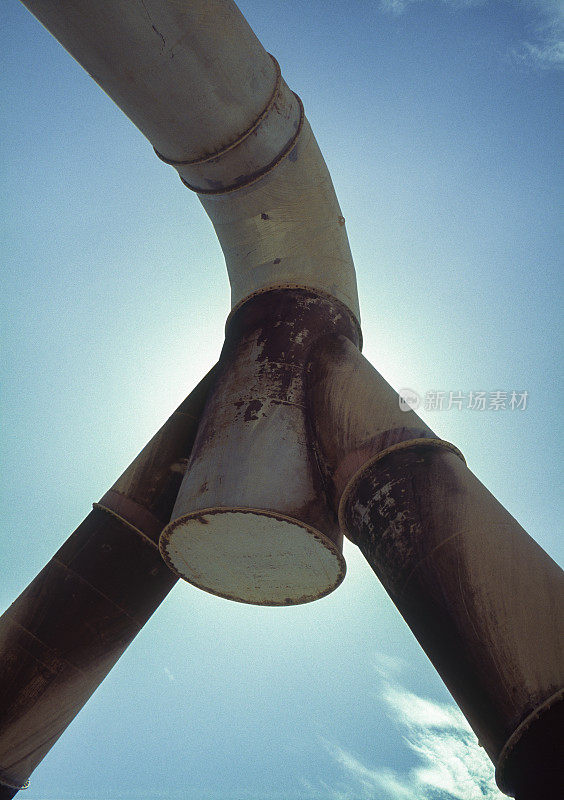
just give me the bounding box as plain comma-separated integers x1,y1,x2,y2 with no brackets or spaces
20,0,360,321
199,117,360,317
21,0,278,164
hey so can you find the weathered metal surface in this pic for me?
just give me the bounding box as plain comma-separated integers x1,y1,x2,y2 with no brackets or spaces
339,442,564,798
157,58,304,195
0,510,175,791
10,1,561,796
160,289,360,605
308,337,564,797
199,116,361,319
19,0,277,165
161,507,345,606
0,772,27,797
306,334,436,507
0,369,215,791
496,691,564,799
19,0,361,320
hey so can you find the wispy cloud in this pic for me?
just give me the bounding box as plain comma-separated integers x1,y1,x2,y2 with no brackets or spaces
378,0,564,69
163,666,177,684
307,659,506,800
382,683,503,799
379,0,485,15
514,1,564,68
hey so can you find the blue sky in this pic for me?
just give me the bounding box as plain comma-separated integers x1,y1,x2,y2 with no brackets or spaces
1,1,562,798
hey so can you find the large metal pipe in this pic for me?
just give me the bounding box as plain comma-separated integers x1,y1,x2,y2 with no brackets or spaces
10,1,563,797
307,335,564,799
19,0,360,318
19,0,278,166
160,289,360,605
0,369,215,795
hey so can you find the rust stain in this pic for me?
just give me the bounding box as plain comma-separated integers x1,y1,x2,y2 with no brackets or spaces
244,399,263,421
180,512,210,525
159,290,357,607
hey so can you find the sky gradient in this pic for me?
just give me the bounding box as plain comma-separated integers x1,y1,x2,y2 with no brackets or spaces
1,1,562,798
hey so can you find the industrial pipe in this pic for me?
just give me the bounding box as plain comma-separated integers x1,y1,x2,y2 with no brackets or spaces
7,0,361,790
160,289,360,605
19,0,360,317
306,335,564,799
9,1,564,797
0,369,215,795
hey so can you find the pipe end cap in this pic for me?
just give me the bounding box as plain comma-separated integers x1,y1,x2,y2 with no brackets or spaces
159,508,346,606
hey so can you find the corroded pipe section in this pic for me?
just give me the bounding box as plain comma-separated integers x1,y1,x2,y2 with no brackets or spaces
155,55,303,196
0,510,176,797
340,445,564,799
160,290,360,605
307,336,564,799
0,369,215,794
306,334,436,506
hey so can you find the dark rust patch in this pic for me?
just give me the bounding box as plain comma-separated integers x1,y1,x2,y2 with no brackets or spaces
244,399,263,421
341,443,564,793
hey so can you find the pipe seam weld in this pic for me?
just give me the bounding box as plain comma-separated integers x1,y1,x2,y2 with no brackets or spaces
92,503,159,550
495,687,564,792
154,54,282,168
0,771,29,790
180,94,304,195
225,284,363,347
338,437,466,534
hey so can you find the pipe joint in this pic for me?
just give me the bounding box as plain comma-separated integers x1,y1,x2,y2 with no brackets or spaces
0,771,28,792
155,55,304,195
338,438,465,544
159,288,360,605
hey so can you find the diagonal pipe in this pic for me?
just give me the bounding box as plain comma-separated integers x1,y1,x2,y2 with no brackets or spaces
306,335,564,799
0,368,216,795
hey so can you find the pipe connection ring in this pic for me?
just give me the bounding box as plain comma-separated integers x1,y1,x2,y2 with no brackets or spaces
154,55,304,195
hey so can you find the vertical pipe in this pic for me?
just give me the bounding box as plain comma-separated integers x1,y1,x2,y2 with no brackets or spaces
307,335,564,799
160,290,360,605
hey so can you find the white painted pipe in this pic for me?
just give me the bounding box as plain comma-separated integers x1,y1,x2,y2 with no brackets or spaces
20,0,360,321
199,117,360,317
21,0,276,162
